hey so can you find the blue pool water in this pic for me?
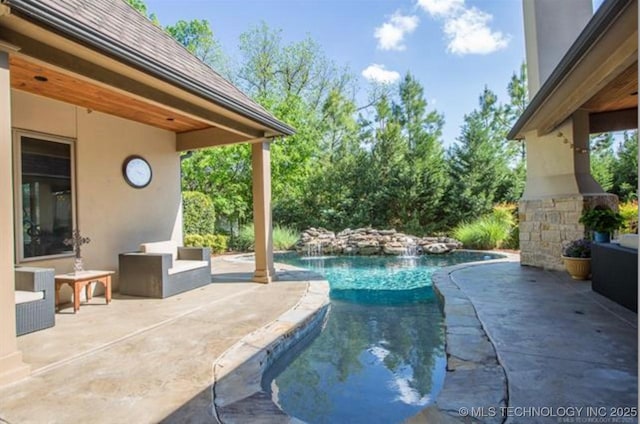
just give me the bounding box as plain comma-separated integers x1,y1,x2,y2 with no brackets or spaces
261,252,501,424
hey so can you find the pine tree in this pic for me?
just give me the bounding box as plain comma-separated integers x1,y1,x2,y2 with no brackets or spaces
446,88,511,225
612,131,638,201
396,73,448,233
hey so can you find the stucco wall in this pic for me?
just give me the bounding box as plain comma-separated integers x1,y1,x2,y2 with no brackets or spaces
11,90,183,298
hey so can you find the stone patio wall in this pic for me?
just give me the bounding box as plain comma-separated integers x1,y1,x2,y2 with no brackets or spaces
519,194,618,270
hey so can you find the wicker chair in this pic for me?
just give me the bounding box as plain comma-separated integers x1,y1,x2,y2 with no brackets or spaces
15,267,56,336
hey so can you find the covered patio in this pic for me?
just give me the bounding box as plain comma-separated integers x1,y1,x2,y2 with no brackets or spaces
0,0,293,386
0,257,329,423
511,0,637,270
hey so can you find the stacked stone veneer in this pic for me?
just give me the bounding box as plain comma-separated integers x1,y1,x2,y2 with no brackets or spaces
519,194,618,270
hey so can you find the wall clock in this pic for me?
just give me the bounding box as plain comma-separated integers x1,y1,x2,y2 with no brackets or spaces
122,155,152,188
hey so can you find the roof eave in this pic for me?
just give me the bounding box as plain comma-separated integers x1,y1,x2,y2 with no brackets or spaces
507,0,633,140
3,0,295,137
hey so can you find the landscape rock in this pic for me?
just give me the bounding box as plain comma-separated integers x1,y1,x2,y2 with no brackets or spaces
296,227,462,256
424,243,450,254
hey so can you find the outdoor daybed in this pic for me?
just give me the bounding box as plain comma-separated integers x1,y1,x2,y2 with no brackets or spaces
119,241,211,298
15,267,55,336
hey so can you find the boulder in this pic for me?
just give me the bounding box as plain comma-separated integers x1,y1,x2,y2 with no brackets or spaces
379,229,396,236
424,243,450,254
296,227,461,257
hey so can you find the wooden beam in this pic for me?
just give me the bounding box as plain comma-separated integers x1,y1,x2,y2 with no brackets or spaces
589,108,638,133
0,28,265,138
176,127,265,151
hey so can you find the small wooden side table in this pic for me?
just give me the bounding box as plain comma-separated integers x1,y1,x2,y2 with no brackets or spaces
54,270,114,313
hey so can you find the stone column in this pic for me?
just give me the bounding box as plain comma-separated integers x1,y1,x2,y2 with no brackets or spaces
0,50,30,386
518,1,618,271
251,141,275,283
519,110,617,270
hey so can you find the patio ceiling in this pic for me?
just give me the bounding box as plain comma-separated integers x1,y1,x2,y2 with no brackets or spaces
582,62,637,113
11,56,211,133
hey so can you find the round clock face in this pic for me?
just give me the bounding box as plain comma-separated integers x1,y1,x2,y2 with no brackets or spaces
123,156,152,188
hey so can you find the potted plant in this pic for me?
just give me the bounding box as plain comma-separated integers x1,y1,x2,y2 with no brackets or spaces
561,238,591,280
579,205,624,243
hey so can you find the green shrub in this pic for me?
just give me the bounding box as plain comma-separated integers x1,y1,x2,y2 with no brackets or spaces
203,234,228,254
184,234,205,247
183,191,215,235
619,201,638,234
184,233,228,254
453,205,517,250
579,205,624,234
231,223,298,252
493,203,519,249
273,225,298,250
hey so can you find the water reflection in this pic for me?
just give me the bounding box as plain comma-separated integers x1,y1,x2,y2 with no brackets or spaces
261,252,500,423
262,295,445,424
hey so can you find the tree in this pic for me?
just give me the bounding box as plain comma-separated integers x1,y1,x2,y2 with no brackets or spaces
123,0,159,25
590,133,615,192
182,191,216,234
165,19,229,76
396,73,448,233
446,88,511,225
181,145,253,234
612,131,638,201
505,63,528,161
235,23,356,229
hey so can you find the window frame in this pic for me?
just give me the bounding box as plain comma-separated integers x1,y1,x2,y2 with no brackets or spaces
13,129,77,263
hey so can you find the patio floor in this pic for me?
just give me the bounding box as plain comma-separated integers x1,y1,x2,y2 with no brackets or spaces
0,256,325,424
416,260,638,424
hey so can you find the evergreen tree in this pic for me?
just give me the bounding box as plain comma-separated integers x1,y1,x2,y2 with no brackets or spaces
590,133,616,192
612,131,638,201
446,88,511,225
396,73,447,233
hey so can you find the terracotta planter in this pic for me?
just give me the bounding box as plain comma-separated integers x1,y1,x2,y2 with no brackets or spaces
561,256,591,280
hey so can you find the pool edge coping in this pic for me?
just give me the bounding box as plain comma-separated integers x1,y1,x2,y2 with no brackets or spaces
413,252,519,424
211,258,331,423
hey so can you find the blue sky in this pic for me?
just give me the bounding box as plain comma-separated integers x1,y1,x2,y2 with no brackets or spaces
145,0,604,146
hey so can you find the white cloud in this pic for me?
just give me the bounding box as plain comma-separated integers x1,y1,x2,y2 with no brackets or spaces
416,0,509,55
417,0,463,17
361,64,401,84
375,12,419,51
444,8,509,55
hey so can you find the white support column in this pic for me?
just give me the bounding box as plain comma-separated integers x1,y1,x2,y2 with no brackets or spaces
251,141,275,283
0,50,30,386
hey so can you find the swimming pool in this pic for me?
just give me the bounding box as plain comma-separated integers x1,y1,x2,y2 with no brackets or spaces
261,252,501,424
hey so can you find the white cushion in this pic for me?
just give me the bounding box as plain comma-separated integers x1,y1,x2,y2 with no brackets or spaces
140,241,178,262
618,234,638,250
15,290,44,305
168,260,208,276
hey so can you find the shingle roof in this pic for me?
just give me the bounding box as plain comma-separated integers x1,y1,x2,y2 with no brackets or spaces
6,0,294,135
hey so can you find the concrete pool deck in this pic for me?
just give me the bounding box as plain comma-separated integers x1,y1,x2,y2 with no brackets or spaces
0,256,329,424
2,254,636,424
413,257,638,424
